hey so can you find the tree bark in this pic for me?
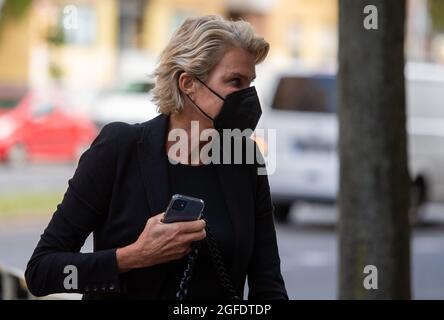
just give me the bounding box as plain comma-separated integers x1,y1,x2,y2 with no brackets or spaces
338,0,411,299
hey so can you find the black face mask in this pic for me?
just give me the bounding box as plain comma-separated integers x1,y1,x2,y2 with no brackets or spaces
186,77,262,133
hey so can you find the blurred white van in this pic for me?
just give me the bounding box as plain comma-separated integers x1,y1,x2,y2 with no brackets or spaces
90,78,159,128
257,61,444,223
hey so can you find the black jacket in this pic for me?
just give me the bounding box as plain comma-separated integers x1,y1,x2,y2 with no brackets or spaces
25,114,288,300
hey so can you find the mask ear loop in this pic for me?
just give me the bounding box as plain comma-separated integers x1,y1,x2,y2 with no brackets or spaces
186,93,215,121
185,76,225,121
194,77,225,101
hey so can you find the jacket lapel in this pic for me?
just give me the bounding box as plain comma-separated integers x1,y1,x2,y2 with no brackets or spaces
216,163,253,291
137,114,171,215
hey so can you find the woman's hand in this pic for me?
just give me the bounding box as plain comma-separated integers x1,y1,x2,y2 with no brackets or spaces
116,212,206,273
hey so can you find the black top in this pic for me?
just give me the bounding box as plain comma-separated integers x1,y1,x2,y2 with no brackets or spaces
159,160,235,299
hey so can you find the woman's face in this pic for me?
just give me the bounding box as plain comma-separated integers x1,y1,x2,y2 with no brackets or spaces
190,47,257,122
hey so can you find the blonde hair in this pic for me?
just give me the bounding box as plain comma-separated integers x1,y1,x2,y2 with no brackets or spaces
151,15,270,115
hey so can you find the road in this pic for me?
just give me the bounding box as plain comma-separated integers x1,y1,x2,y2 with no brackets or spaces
0,164,443,299
0,163,76,194
277,204,444,299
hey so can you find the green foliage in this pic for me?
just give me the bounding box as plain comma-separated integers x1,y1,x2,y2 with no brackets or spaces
49,61,63,80
430,0,444,32
0,192,63,220
0,0,33,39
45,25,66,46
0,0,33,20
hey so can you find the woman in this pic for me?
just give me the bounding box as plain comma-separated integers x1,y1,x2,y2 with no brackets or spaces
25,15,288,300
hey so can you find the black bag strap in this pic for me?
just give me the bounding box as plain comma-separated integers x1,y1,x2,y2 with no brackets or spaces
176,214,241,300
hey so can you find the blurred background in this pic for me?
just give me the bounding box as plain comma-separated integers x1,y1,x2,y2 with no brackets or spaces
0,0,443,299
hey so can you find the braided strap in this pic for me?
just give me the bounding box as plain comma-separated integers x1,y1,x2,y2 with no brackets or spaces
175,215,241,300
176,243,200,300
204,222,241,300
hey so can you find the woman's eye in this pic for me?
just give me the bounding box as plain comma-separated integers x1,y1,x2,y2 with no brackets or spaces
230,78,241,87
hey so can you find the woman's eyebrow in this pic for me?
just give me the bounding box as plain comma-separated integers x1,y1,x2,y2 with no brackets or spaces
227,72,256,82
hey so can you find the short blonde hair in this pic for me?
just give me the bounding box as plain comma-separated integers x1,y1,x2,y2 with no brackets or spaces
151,15,269,115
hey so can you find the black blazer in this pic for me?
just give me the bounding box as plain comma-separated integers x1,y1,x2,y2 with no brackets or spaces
25,114,288,300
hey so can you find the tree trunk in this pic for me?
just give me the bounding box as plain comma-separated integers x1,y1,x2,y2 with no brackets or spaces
338,0,411,299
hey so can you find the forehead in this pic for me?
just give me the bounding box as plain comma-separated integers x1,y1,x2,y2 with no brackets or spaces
212,47,256,80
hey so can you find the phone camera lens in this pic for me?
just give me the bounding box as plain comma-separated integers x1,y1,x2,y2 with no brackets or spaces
172,199,187,211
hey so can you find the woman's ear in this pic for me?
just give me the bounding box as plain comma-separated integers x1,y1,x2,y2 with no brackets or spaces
178,72,195,97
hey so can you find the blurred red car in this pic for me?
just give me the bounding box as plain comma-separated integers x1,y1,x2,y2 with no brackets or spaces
0,92,98,165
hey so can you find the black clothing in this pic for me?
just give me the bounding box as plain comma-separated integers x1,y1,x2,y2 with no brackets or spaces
25,114,288,300
158,161,234,299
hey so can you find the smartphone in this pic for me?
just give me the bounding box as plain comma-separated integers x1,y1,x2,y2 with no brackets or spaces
162,194,205,223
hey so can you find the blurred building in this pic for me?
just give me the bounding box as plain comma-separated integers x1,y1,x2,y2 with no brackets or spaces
0,0,338,110
142,0,337,66
0,0,118,109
